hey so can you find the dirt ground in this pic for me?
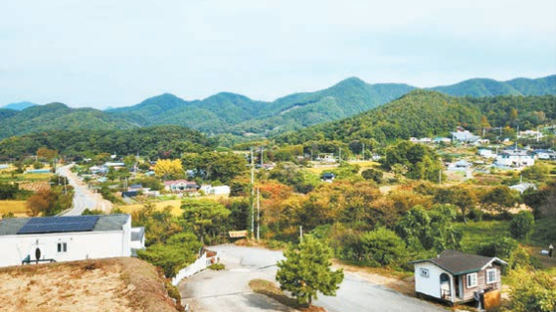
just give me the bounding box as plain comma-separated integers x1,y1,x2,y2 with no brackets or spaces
0,258,180,312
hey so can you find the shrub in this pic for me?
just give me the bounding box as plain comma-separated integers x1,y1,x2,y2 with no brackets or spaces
208,263,225,271
342,227,406,267
477,237,519,260
510,211,535,239
361,168,383,183
505,268,556,312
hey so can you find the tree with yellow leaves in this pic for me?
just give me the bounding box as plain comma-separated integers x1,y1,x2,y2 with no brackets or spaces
154,159,183,180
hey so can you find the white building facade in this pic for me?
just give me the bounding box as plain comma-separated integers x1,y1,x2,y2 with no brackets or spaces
0,214,143,268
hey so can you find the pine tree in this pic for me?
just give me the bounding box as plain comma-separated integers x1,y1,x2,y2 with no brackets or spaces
276,235,344,306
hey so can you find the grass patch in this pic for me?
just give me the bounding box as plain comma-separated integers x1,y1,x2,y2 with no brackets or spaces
529,217,556,247
208,263,225,271
455,220,510,253
248,279,325,312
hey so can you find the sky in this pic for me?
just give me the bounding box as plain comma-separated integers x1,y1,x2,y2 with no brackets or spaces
1,0,555,108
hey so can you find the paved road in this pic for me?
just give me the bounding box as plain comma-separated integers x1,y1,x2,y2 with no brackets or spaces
179,245,446,312
57,165,112,215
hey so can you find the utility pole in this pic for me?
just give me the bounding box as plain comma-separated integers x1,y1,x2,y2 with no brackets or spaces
438,168,442,184
260,146,264,167
250,148,255,238
256,188,260,241
362,143,365,160
299,225,303,243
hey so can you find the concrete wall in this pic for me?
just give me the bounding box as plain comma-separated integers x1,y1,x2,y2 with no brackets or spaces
0,224,131,268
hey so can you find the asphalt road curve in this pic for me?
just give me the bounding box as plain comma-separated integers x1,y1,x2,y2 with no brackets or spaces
179,245,446,312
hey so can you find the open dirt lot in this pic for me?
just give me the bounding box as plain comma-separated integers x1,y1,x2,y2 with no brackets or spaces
0,258,180,312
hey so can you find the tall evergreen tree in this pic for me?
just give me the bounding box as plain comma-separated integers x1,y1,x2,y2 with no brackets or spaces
276,236,344,305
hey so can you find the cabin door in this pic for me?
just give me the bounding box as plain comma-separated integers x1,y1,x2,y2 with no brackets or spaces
440,273,451,299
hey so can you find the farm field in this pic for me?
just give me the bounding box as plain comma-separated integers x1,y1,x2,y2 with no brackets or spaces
0,200,28,218
116,195,230,216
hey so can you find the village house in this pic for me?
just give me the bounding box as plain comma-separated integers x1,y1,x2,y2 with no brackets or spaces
321,172,336,183
478,149,497,159
433,137,451,144
411,250,506,306
451,130,480,144
0,214,145,268
509,182,537,194
164,179,199,193
447,160,472,171
494,149,535,168
534,149,555,160
199,184,231,196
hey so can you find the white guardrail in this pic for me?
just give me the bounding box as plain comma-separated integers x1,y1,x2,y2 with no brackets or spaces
171,251,218,286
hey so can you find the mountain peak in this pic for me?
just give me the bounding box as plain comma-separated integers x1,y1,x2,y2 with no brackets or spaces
335,76,367,87
2,101,37,111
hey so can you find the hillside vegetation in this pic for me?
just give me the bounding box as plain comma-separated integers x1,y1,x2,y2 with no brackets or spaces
1,75,553,139
276,90,556,144
0,125,214,159
0,103,137,139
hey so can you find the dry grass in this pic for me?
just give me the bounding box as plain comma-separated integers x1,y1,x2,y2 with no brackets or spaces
248,279,325,312
0,200,28,217
116,196,229,216
0,257,181,312
331,260,414,296
117,200,183,216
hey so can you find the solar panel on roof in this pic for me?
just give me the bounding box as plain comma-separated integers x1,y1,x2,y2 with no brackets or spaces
17,216,100,234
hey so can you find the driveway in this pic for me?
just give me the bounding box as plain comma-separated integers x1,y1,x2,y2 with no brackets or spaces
57,165,112,215
179,245,446,312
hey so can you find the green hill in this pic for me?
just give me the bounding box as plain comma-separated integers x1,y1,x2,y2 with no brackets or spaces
276,90,556,144
0,125,213,159
108,77,414,136
0,103,137,139
1,75,554,140
430,75,556,97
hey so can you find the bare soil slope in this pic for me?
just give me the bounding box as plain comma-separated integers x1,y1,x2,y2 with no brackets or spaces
0,257,181,312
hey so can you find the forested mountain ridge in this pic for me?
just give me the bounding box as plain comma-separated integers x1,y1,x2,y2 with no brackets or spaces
0,125,214,159
106,77,414,135
430,75,556,97
0,103,137,140
1,75,554,139
275,90,556,144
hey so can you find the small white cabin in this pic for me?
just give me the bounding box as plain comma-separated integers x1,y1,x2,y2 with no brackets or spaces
0,214,144,268
412,250,506,305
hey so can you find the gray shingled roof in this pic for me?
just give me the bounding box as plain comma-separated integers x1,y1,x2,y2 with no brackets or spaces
0,214,130,235
411,250,507,275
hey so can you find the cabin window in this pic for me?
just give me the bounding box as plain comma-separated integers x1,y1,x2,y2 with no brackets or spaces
486,268,497,284
466,273,477,288
419,268,429,278
57,242,67,253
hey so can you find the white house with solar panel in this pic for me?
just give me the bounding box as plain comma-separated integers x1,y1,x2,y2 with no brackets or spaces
0,214,145,268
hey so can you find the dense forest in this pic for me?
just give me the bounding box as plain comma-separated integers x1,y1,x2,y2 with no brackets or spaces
276,91,556,144
1,75,554,139
0,126,214,159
